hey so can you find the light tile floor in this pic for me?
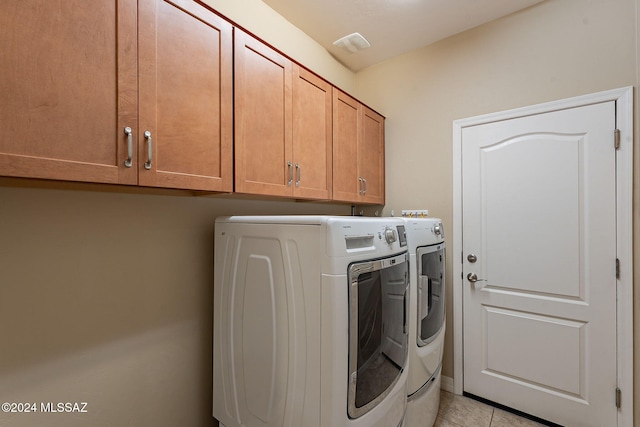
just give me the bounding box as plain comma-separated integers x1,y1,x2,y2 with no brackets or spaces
434,391,547,427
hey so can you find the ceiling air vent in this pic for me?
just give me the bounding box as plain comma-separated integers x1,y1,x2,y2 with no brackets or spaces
332,32,371,53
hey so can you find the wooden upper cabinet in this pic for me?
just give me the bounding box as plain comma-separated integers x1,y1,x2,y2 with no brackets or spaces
234,29,293,197
138,0,233,191
0,0,137,184
359,106,385,204
332,89,385,205
292,66,332,200
235,29,332,200
332,90,360,201
0,0,233,191
1,1,380,200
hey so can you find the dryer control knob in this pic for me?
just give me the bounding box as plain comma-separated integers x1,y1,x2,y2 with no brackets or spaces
384,227,397,244
434,224,442,235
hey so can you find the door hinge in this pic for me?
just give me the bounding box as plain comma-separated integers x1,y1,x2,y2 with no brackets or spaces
615,387,621,409
616,258,620,279
614,129,621,149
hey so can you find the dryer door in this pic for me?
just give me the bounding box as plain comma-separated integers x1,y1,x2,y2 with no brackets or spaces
347,252,408,419
417,243,446,346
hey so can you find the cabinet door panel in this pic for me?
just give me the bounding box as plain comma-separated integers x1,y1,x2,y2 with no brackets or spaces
332,89,360,202
138,0,233,191
234,30,293,197
0,0,137,184
359,107,385,204
292,66,332,200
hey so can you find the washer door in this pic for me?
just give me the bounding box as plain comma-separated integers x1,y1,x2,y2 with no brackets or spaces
417,243,446,346
347,252,409,419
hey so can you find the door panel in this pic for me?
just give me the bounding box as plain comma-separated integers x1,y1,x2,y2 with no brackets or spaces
292,66,332,200
481,133,581,297
234,29,293,196
138,0,233,191
332,90,360,202
462,101,617,427
360,107,385,204
484,307,585,396
0,0,137,184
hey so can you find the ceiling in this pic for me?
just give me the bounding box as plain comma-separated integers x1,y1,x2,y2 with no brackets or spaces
261,0,545,72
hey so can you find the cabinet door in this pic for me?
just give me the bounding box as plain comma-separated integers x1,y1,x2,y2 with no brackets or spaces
0,0,137,184
332,89,360,203
234,30,293,197
359,106,385,204
138,0,233,191
292,66,332,200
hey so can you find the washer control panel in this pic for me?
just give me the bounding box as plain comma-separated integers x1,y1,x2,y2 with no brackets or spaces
333,217,409,255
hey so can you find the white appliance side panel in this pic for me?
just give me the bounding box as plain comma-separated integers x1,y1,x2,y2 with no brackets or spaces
214,232,239,423
282,233,323,427
213,222,322,427
239,238,287,425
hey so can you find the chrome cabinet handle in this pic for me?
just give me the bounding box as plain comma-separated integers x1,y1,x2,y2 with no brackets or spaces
144,131,152,170
362,177,367,194
123,127,133,168
295,163,301,187
358,177,364,194
287,161,293,186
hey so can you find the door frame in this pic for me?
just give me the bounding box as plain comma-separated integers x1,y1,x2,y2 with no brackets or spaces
452,86,633,426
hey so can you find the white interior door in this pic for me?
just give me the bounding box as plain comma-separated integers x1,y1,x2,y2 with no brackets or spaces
461,101,618,427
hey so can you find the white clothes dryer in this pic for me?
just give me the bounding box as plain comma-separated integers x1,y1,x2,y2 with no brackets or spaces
213,216,410,427
401,217,446,427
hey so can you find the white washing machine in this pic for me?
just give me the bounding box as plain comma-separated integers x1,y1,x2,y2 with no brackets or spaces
213,216,410,427
401,217,446,427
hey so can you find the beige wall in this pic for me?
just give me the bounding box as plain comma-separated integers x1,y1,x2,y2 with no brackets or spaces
1,0,638,426
0,182,350,427
355,0,639,422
